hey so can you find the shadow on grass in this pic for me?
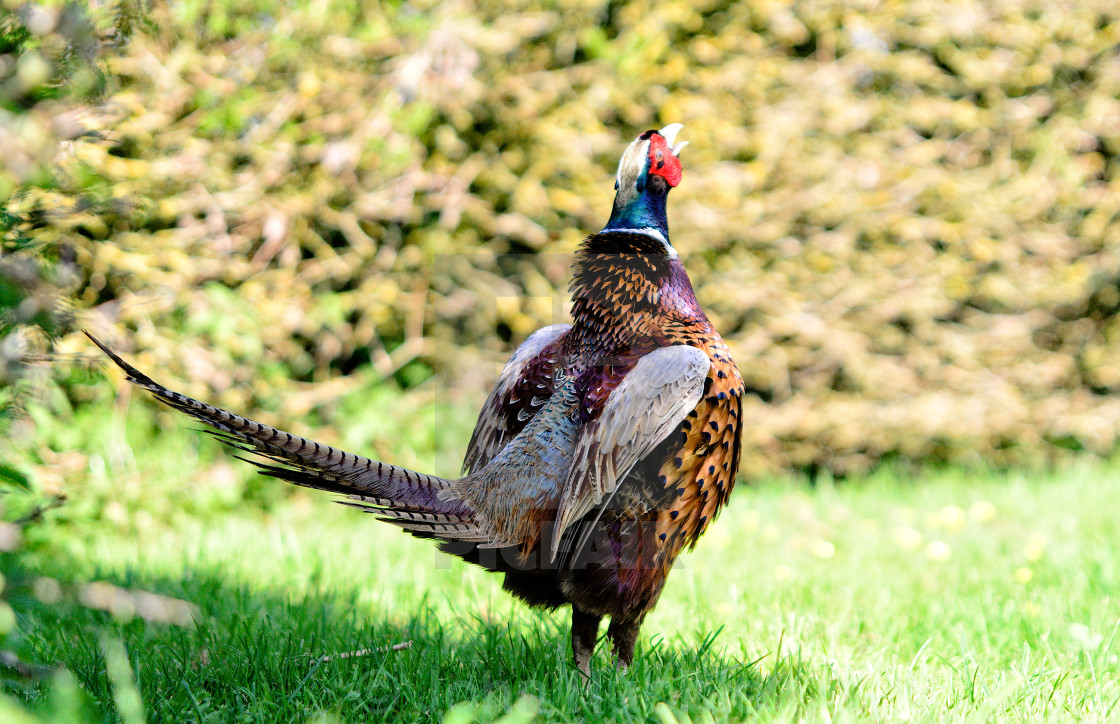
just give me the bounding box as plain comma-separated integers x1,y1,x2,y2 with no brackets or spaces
17,564,851,722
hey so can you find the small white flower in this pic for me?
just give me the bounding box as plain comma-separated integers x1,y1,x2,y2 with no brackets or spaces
926,540,951,562
1070,623,1103,650
813,540,835,559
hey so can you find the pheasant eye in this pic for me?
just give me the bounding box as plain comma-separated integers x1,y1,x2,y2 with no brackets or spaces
655,149,664,162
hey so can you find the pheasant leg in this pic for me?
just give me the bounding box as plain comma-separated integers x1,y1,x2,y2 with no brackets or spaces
571,607,602,677
607,614,644,670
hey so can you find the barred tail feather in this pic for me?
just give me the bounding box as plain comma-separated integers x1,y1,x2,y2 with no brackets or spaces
87,333,484,541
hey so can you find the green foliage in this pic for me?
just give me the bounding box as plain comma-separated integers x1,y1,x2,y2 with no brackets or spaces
0,5,152,720
0,0,141,423
6,0,1120,476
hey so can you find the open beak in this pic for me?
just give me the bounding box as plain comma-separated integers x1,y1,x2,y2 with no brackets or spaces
659,123,689,156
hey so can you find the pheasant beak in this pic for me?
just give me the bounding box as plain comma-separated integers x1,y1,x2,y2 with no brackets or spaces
659,123,689,156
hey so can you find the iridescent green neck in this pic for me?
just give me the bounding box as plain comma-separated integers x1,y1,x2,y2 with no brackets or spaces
602,170,672,251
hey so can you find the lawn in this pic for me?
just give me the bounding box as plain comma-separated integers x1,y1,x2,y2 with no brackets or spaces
4,385,1118,721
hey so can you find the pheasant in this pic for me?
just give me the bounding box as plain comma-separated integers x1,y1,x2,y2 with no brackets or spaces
89,124,744,676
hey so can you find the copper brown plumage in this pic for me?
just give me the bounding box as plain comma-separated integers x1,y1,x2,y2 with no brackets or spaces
89,124,744,677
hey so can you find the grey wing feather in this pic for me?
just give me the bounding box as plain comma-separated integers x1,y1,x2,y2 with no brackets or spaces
462,323,571,474
550,345,710,560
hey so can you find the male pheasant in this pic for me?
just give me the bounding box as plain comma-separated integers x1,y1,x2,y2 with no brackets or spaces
89,124,744,676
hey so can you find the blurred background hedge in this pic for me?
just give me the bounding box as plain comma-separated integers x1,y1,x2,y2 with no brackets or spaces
5,0,1120,478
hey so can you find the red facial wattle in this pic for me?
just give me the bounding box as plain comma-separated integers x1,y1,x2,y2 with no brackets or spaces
647,133,683,187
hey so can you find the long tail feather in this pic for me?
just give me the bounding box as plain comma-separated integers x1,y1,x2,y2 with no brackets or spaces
86,332,483,540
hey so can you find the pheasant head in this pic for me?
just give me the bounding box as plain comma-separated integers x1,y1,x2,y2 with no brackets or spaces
568,124,704,363
601,123,687,257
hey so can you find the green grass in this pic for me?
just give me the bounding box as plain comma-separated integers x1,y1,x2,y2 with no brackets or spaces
5,387,1120,721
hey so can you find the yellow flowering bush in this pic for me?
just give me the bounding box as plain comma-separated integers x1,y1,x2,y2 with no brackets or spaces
8,0,1120,476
